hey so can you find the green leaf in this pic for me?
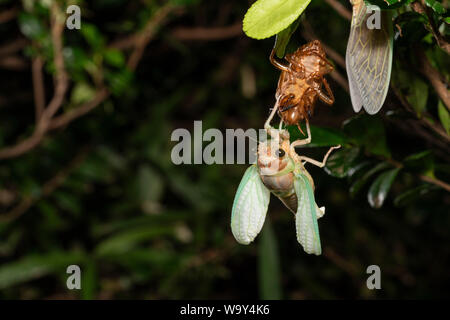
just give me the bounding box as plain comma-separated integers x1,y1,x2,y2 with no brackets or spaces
406,77,428,116
403,150,434,177
243,0,311,40
81,24,105,50
343,114,391,158
258,219,282,300
324,147,360,178
95,225,174,257
274,17,301,58
350,162,392,197
424,0,446,14
438,101,450,135
18,13,45,40
289,124,347,147
394,184,436,207
367,168,401,208
0,251,85,289
71,82,96,105
104,49,126,68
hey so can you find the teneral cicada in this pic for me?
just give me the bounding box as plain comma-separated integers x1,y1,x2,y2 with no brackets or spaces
231,122,340,255
346,0,393,114
270,40,335,132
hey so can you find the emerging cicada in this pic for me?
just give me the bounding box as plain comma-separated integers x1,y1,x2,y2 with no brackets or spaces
270,40,335,132
231,122,340,255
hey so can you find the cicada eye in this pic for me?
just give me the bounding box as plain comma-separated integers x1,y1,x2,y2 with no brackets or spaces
275,149,285,158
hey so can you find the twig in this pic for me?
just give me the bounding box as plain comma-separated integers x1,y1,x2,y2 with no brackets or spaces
32,56,46,122
380,156,450,193
0,3,67,159
49,88,109,129
411,1,450,55
127,5,177,70
0,148,89,222
0,7,18,24
171,22,242,41
416,49,450,112
324,0,352,21
0,55,28,70
0,38,28,57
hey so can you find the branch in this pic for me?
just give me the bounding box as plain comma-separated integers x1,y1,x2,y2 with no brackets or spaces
0,7,18,24
324,0,352,21
383,157,450,193
171,22,242,41
411,1,450,55
32,56,46,122
0,3,67,159
49,88,109,129
127,5,177,70
417,49,450,112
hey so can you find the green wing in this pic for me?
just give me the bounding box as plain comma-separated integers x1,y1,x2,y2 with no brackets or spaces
346,0,393,114
294,173,321,255
231,165,270,245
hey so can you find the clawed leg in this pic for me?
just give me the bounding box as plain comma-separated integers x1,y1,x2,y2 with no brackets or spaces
316,78,335,105
290,120,312,149
299,145,341,168
270,49,290,72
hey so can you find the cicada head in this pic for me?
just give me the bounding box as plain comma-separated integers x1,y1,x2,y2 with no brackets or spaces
257,138,294,176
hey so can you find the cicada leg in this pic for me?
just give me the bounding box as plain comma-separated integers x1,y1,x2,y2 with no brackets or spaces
290,120,312,149
298,145,341,168
270,49,290,72
316,78,335,105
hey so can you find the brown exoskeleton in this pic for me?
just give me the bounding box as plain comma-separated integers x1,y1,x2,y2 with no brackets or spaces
270,40,335,134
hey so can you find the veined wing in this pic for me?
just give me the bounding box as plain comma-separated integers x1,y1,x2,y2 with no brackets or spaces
346,0,393,114
231,165,270,245
294,173,321,255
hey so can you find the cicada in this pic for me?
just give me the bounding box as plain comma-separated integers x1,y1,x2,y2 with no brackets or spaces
346,0,393,114
270,40,335,132
230,122,340,255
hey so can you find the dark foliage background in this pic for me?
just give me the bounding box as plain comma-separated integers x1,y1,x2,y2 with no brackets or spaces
0,0,449,299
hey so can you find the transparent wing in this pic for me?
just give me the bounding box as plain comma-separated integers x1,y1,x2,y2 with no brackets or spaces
294,173,321,255
346,0,393,114
231,165,270,245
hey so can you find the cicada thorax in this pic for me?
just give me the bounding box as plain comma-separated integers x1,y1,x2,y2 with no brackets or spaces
256,139,314,214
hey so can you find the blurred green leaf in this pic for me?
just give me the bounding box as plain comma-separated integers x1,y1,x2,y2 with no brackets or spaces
258,219,282,300
81,24,105,50
289,124,347,147
71,82,96,105
438,101,450,135
18,13,45,40
424,0,446,14
406,77,428,116
343,114,391,158
0,251,85,290
324,147,360,178
95,225,174,257
350,162,392,197
367,168,401,208
394,184,436,207
243,0,311,39
104,49,126,68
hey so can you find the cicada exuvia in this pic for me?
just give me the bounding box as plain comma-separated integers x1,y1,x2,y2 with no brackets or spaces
270,40,335,133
